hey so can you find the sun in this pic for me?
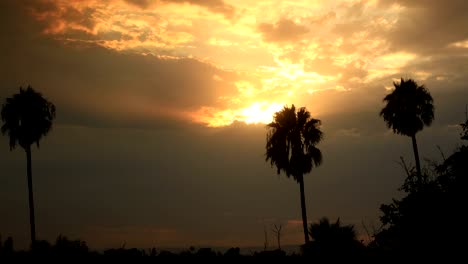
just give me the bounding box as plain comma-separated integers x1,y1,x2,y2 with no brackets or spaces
191,101,285,127
240,102,284,125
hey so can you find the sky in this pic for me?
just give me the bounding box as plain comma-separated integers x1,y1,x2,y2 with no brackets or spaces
1,0,467,250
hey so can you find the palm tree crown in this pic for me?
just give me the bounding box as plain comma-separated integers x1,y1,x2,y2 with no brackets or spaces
266,104,323,181
380,78,434,137
309,217,357,243
1,86,56,150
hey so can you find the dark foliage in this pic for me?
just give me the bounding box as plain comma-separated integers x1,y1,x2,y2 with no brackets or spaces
373,138,468,257
380,78,434,137
303,217,365,259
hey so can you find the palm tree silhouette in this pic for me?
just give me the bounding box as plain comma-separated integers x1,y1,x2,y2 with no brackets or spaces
380,78,434,187
309,217,357,244
307,217,360,257
266,105,323,244
1,86,56,247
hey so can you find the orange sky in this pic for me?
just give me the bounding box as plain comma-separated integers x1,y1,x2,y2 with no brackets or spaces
26,0,460,126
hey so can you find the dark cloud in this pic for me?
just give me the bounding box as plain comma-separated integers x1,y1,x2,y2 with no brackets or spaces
258,18,309,43
343,1,366,19
24,0,234,46
62,6,96,30
124,0,236,18
24,0,165,46
124,0,152,9
24,0,97,34
379,0,468,53
0,122,309,249
0,1,239,129
164,0,235,19
338,62,368,84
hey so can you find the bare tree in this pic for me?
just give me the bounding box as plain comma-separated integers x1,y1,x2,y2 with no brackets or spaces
271,224,283,250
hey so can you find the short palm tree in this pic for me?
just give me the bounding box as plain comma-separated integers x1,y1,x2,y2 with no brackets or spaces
380,78,434,187
1,86,56,247
309,217,357,244
266,105,323,244
306,217,360,256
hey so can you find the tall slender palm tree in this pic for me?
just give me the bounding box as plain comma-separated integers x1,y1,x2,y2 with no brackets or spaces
1,86,56,247
380,78,434,187
266,105,323,244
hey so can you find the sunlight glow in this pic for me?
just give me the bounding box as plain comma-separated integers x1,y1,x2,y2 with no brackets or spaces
241,102,284,124
450,39,468,48
192,102,284,127
28,0,425,128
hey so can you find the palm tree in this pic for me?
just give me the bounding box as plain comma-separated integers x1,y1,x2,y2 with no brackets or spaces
380,78,434,187
309,217,357,244
307,217,360,256
266,105,323,244
1,86,56,247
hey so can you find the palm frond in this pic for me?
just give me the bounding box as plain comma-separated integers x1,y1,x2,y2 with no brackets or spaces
266,104,323,181
380,78,434,137
1,86,56,150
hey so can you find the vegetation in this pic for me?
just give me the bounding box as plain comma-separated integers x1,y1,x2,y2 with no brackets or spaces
303,217,364,259
0,235,296,259
1,86,56,247
380,78,434,186
372,120,467,257
265,105,323,244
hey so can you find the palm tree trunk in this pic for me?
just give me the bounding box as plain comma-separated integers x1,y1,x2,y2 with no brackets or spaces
298,176,310,244
26,145,36,247
411,134,422,187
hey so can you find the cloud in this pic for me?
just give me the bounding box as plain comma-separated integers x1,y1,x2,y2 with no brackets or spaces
21,0,236,55
24,0,97,35
335,128,361,138
258,18,309,43
1,47,240,129
165,0,235,19
124,0,153,9
308,11,336,25
24,0,195,52
124,0,235,18
344,1,366,18
0,1,240,129
378,0,468,54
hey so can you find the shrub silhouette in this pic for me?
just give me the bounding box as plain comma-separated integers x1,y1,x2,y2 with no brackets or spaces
374,119,468,257
303,217,364,259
